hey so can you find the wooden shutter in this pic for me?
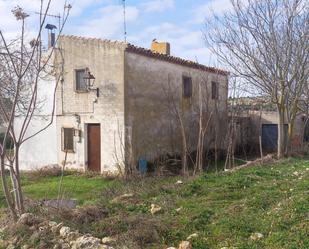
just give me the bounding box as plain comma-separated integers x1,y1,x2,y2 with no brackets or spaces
183,76,192,98
212,81,218,99
62,128,74,152
75,69,87,91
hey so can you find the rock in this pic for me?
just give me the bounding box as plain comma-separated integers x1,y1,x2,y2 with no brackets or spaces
12,236,19,245
0,239,8,248
178,241,192,249
39,225,49,232
53,244,62,249
102,237,116,245
29,231,40,242
49,221,57,227
150,204,162,215
43,199,77,209
71,235,102,249
59,226,71,238
167,247,177,249
21,245,30,249
51,222,63,234
250,232,264,241
111,193,134,203
67,231,81,241
176,180,183,185
6,244,15,249
61,243,71,249
29,225,37,232
175,207,182,212
58,239,65,244
186,233,198,240
18,213,38,226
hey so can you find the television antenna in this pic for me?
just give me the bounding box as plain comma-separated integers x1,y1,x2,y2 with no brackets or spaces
122,0,127,42
34,2,72,34
34,12,61,33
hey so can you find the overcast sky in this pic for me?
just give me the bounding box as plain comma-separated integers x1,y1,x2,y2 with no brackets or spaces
0,0,232,66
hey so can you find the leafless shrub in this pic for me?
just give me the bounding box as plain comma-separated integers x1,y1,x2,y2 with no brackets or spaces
72,205,109,224
126,215,167,247
25,165,63,180
205,0,309,158
0,0,70,219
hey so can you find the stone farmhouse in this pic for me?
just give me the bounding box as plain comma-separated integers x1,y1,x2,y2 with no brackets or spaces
17,35,229,173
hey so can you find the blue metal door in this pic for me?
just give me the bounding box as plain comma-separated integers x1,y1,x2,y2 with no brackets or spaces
262,124,278,151
262,124,288,152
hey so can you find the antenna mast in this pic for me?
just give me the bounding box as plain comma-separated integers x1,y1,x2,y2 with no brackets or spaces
122,0,127,42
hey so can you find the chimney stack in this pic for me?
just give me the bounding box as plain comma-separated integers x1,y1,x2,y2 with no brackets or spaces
151,39,170,55
45,24,57,48
48,32,56,48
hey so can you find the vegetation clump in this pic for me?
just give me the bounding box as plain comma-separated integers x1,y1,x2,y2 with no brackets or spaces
0,158,308,248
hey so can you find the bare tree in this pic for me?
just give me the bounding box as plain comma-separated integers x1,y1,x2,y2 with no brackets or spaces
0,1,70,219
205,0,309,158
193,73,215,174
162,74,189,176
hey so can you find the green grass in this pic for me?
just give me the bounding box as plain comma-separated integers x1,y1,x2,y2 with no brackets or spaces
0,173,118,208
1,158,309,249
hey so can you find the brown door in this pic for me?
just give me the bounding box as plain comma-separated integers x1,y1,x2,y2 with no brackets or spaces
87,124,101,172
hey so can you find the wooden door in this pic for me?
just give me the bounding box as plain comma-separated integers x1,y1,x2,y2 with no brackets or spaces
87,124,101,172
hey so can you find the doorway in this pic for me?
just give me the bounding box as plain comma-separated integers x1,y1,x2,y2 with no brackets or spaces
262,124,288,152
87,124,101,172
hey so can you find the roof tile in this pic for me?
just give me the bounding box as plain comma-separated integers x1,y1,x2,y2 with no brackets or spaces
60,35,229,76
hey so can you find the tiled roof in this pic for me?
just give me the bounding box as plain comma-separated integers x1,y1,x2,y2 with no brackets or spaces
126,44,229,76
60,35,229,76
60,35,127,46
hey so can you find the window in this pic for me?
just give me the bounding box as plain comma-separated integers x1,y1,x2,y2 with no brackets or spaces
75,69,87,91
183,76,192,98
62,128,74,152
212,81,219,100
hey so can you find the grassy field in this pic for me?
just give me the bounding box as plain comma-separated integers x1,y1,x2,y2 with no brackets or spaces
0,158,308,248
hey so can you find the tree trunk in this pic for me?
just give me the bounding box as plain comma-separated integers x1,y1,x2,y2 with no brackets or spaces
9,162,20,210
0,154,18,220
180,121,188,176
286,122,295,156
14,145,24,214
277,109,285,159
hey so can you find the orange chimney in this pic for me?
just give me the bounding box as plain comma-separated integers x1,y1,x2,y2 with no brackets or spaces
151,39,170,55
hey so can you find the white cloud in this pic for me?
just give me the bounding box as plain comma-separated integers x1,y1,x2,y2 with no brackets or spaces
192,0,233,23
0,0,100,40
141,0,174,13
0,0,221,67
74,5,139,40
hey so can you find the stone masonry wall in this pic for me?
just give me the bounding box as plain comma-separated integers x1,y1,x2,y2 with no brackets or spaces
55,36,126,173
124,51,228,165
